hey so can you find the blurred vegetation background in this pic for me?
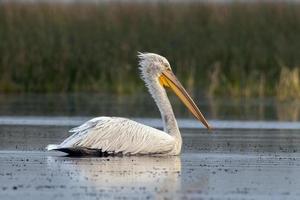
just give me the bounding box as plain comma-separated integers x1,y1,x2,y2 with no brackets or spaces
0,1,300,99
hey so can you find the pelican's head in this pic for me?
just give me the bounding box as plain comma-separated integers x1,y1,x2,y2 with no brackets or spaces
138,52,211,130
138,52,172,78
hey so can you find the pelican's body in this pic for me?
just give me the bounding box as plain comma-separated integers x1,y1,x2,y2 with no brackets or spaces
47,53,211,156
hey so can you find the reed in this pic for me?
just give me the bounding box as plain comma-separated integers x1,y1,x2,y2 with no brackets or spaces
0,2,300,99
276,67,300,101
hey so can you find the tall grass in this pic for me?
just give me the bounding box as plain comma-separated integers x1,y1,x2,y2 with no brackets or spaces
0,2,300,98
276,67,300,101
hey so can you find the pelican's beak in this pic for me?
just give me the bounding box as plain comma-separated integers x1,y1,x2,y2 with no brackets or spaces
159,69,212,130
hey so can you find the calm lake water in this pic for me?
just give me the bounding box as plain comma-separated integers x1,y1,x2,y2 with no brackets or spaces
3,0,300,3
0,93,300,199
1,93,300,121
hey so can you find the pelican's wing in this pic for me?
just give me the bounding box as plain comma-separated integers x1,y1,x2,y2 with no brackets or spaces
50,117,175,155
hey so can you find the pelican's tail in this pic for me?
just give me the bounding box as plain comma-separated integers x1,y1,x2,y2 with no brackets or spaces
46,144,59,151
46,144,111,156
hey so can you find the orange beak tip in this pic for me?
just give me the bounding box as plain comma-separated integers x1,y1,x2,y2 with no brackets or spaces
205,124,213,131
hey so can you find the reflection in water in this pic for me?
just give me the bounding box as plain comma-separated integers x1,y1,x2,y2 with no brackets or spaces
1,152,299,199
208,97,272,121
208,96,300,121
1,93,300,121
47,156,181,199
276,101,300,121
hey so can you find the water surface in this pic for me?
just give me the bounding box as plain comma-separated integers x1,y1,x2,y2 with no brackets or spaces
0,94,300,199
1,93,300,121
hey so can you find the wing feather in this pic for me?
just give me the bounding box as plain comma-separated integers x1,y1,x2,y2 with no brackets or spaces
57,117,175,155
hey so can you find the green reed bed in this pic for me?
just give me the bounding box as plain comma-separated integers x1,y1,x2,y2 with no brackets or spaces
0,2,300,99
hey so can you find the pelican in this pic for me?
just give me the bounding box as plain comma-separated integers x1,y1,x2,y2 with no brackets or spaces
46,53,211,156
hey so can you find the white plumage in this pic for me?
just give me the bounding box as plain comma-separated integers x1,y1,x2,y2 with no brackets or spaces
48,117,175,155
47,53,211,156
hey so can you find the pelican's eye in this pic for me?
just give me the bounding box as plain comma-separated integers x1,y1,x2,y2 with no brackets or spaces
163,63,171,71
164,65,172,72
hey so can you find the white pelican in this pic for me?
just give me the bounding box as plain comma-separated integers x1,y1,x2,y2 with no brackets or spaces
46,53,211,156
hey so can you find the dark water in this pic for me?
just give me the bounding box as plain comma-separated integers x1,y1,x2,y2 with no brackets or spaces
0,94,300,199
1,93,300,121
2,0,299,3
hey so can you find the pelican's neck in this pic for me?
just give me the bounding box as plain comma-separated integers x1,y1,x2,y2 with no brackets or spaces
148,79,182,142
